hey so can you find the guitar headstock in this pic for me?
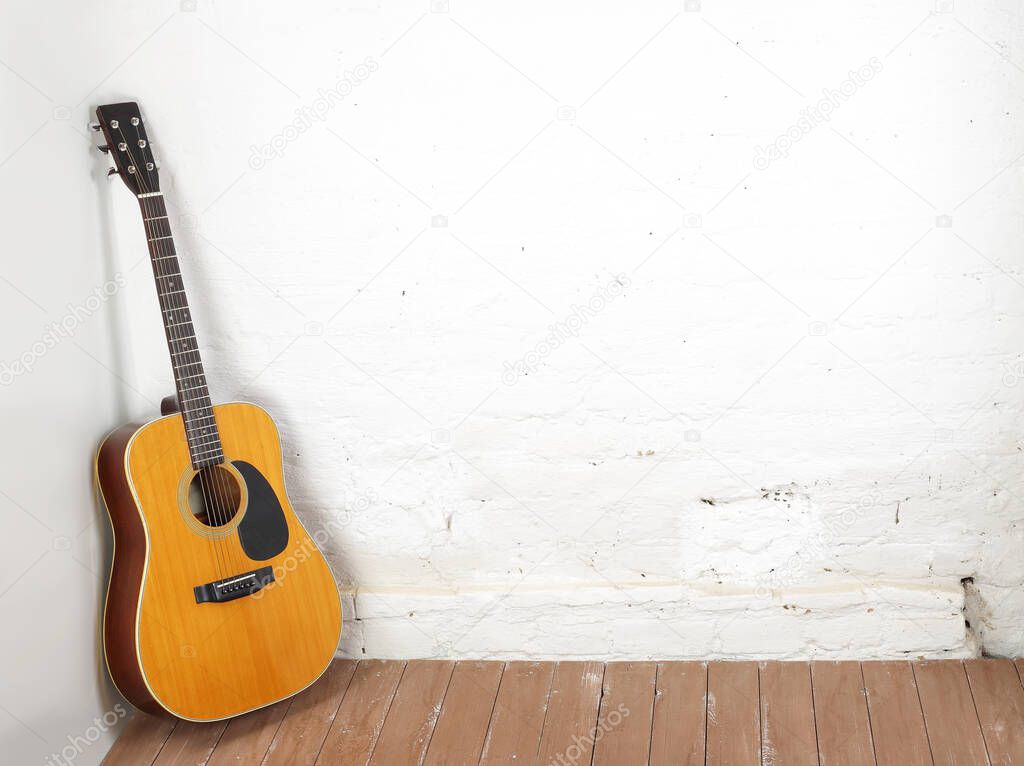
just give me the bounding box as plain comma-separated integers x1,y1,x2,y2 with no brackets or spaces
94,102,159,195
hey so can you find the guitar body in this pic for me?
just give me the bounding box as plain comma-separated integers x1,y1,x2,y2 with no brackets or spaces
97,401,342,721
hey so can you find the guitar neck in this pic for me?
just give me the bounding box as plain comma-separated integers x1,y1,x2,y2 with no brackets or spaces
138,193,224,468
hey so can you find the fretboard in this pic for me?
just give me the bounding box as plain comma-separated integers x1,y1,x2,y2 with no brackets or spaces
138,193,224,468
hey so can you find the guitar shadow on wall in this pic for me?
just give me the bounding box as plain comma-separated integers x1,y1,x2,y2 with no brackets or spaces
89,122,136,717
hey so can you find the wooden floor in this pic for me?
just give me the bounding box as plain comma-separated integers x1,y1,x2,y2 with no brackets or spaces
103,658,1024,765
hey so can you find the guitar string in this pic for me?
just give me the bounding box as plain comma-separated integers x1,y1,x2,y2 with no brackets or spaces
119,124,234,578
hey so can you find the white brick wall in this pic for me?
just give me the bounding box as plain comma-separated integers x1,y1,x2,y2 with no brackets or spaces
108,0,1024,660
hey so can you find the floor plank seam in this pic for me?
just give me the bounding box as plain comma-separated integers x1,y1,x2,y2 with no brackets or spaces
755,662,763,766
141,717,177,766
477,661,505,766
255,696,295,766
202,722,229,766
532,661,556,765
702,663,709,766
367,660,409,765
308,661,358,766
419,661,457,766
589,662,608,766
859,662,880,766
962,661,995,766
645,663,659,766
807,663,822,766
909,663,937,766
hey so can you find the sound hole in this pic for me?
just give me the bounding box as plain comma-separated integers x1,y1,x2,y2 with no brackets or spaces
188,465,243,527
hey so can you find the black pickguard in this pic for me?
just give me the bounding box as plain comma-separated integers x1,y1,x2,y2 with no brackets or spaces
233,460,289,560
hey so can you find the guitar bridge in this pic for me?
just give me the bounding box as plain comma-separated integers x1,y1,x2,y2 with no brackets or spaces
194,566,275,604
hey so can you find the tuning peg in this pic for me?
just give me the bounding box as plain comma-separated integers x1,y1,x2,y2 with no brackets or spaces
107,167,118,177
89,122,101,132
98,144,110,153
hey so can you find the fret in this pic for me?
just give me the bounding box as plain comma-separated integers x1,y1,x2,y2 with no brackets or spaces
175,372,206,382
179,393,213,406
183,423,215,435
182,406,214,418
160,289,186,297
185,416,217,428
153,254,178,262
193,454,225,466
187,431,219,443
166,320,194,329
190,445,224,455
186,440,222,452
143,218,173,239
148,235,173,242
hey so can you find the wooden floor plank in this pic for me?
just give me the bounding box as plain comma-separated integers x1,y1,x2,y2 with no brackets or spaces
263,659,357,766
536,661,605,766
913,661,989,766
151,720,226,766
862,661,931,766
759,661,817,766
106,659,1024,766
811,661,875,766
368,660,455,766
965,658,1024,765
479,661,555,765
315,660,406,766
423,661,504,766
206,699,290,766
101,713,176,766
591,661,658,766
706,661,760,766
649,661,707,766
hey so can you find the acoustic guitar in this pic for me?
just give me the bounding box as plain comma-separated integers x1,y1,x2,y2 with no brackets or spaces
92,102,342,721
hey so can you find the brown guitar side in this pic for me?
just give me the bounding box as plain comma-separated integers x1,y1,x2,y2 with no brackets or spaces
96,401,342,721
96,422,164,715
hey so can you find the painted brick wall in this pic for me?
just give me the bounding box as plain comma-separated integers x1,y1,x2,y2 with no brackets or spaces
6,2,1024,707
